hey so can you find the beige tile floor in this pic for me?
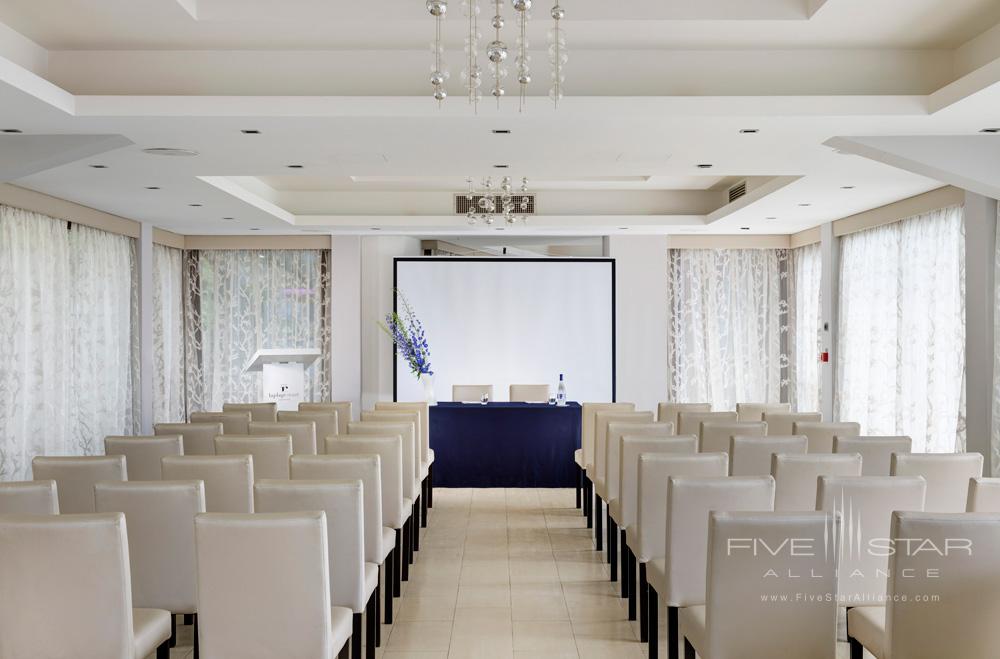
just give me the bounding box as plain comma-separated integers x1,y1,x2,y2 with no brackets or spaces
160,487,862,659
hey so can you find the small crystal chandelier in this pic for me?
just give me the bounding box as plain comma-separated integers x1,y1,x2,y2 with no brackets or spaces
513,0,531,111
487,0,508,106
464,176,530,226
461,0,482,110
428,0,449,103
548,3,565,107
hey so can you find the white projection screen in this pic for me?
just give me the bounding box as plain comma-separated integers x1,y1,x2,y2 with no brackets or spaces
394,258,615,403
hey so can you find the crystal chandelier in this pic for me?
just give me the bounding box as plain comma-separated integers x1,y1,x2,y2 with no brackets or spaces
428,0,449,103
464,176,530,225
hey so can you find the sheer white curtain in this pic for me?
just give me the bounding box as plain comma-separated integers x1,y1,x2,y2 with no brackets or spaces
667,248,787,410
153,244,185,423
837,205,965,453
788,242,822,412
0,205,138,480
993,203,1000,473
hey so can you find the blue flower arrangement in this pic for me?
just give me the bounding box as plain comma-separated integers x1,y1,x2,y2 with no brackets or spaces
380,290,433,378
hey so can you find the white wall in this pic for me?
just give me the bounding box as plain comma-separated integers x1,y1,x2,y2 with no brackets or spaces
330,235,362,421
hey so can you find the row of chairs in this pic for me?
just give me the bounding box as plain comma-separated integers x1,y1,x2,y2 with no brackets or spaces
453,383,551,402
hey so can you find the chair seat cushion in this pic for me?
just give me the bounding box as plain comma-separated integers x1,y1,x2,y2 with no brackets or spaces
420,462,429,479
847,606,886,659
364,562,379,601
678,605,707,656
428,448,435,464
133,608,172,658
574,449,584,468
594,476,607,500
331,606,353,656
608,499,621,525
647,557,667,600
381,526,396,561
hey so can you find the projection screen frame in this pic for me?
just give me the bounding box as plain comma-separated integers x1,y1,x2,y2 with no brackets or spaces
392,256,616,402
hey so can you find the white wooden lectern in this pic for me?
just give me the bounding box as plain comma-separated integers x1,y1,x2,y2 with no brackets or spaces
243,348,321,411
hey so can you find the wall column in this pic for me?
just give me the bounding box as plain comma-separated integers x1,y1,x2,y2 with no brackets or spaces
964,192,997,468
819,222,839,422
330,236,363,421
138,223,154,433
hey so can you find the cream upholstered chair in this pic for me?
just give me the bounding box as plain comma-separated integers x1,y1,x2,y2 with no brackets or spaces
833,435,912,476
452,384,494,401
104,435,183,481
763,411,821,436
190,411,251,435
735,402,791,422
32,455,126,514
222,401,277,422
580,402,635,524
647,476,775,659
771,453,862,511
817,476,926,607
0,480,59,514
792,421,860,453
848,512,1000,659
594,410,653,563
94,480,205,651
250,420,317,455
509,384,551,402
278,410,338,452
633,453,728,646
194,512,352,659
0,513,172,659
155,422,223,456
657,403,710,429
374,401,433,513
215,435,292,480
967,477,1000,511
680,511,838,659
699,421,766,454
890,452,983,513
361,410,422,499
254,480,373,659
677,411,737,438
161,455,254,513
300,401,352,436
729,435,807,476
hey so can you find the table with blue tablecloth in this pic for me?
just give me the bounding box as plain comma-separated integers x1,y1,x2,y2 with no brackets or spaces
429,402,582,487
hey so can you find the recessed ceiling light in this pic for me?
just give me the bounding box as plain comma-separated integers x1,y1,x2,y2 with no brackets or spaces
145,186,160,190
765,216,777,220
740,227,750,230
1,128,23,133
142,147,199,157
840,186,856,189
222,217,235,220
493,164,510,169
696,163,713,169
618,227,629,230
980,128,1000,133
798,203,812,207
249,228,261,231
189,203,203,207
287,164,304,169
370,227,381,231
241,129,261,134
492,129,511,134
739,129,759,134
496,227,505,231
89,164,107,169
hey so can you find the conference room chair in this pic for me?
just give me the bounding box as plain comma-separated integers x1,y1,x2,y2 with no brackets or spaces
32,455,126,514
734,402,791,422
254,480,373,659
848,512,1000,659
0,479,59,513
509,383,551,402
833,435,912,476
680,512,839,659
301,401,353,436
699,420,766,453
452,384,494,401
763,411,821,436
676,411,737,438
728,435,807,476
634,452,729,646
194,511,352,659
189,410,251,435
967,477,1000,512
579,402,635,524
104,435,183,481
221,401,278,422
792,421,861,453
890,452,984,513
657,403,710,429
278,410,339,452
161,455,254,513
362,409,425,528
619,435,696,621
647,475,775,659
817,476,926,609
374,401,433,511
154,422,224,456
250,420,317,455
0,513,172,659
94,480,205,653
214,435,292,480
771,453,862,511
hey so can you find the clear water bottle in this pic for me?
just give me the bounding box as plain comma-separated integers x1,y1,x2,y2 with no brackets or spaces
556,373,567,406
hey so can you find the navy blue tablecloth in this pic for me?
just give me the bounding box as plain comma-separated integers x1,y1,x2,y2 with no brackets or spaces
429,402,582,487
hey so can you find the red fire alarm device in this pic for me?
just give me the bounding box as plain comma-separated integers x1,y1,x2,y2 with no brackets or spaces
820,351,829,363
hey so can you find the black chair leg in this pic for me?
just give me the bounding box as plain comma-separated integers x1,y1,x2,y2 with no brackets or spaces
620,532,629,599
639,562,649,642
585,480,593,528
376,568,382,645
427,464,434,508
595,498,603,551
648,585,658,659
169,614,177,647
684,638,696,659
386,549,396,621
575,466,582,509
668,606,678,659
627,546,637,619
413,501,420,552
352,612,363,659
156,640,169,659
394,530,404,594
401,523,411,580
849,637,863,659
366,593,377,659
609,517,618,578
193,614,199,659
184,613,194,625
421,480,429,528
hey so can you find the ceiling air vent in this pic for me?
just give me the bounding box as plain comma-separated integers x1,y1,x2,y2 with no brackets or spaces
455,194,536,215
728,180,747,204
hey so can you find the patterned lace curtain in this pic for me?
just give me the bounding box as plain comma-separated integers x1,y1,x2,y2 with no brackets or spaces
837,205,965,453
183,249,331,412
788,242,823,413
0,205,139,480
666,248,788,410
153,244,185,423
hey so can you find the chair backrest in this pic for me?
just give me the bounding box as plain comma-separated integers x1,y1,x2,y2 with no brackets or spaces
735,402,791,422
222,402,278,422
249,421,317,455
326,435,404,528
348,421,418,500
729,435,808,476
215,435,292,480
581,402,635,470
634,452,729,563
771,453,862,511
700,421,766,453
361,410,421,470
816,476,926,604
606,421,673,506
94,480,205,614
833,435,912,476
452,384,494,401
704,512,838,659
792,421,860,453
104,435,183,481
657,402,710,429
0,480,59,514
190,411,251,435
299,401,352,435
885,512,1000,658
278,411,338,453
374,402,429,467
891,453,983,513
763,412,821,436
663,476,775,606
0,513,135,659
31,455,126,514
161,455,254,513
290,454,383,564
594,410,653,495
967,477,1000,512
154,422,224,456
509,384,551,402
677,411,738,437
619,436,696,532
253,480,366,612
194,512,335,657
